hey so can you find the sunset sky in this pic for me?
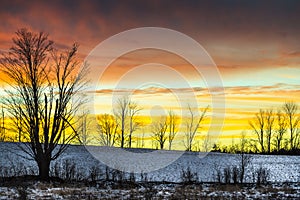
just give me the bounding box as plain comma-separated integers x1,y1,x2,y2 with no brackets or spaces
1,0,300,147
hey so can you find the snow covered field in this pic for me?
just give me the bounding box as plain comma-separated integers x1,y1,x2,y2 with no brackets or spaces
0,142,299,183
0,142,300,199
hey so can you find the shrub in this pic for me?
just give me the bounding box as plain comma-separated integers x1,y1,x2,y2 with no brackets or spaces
62,159,76,181
129,172,136,183
232,166,240,184
140,172,148,182
223,167,231,184
213,164,223,183
181,167,198,184
255,166,269,185
90,165,102,182
50,159,84,181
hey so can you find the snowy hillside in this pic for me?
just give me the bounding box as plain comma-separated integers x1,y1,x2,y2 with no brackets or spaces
0,142,299,183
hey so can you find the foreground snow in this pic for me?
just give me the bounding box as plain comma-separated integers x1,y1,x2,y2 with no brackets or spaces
0,182,299,199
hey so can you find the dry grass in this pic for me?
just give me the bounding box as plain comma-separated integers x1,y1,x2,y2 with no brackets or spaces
0,179,299,199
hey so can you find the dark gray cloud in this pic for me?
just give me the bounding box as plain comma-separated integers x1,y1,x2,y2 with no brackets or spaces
1,0,300,71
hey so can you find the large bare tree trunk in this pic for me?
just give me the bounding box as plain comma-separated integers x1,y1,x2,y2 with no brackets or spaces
37,155,51,180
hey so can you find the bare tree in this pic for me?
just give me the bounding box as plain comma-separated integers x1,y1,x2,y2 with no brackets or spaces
202,133,212,152
184,105,208,151
265,109,275,153
151,116,168,149
113,96,142,148
238,152,252,184
283,102,300,150
167,110,179,150
249,109,266,153
128,101,142,148
0,29,87,180
0,106,5,142
238,131,252,184
239,131,248,153
136,127,146,148
97,114,119,146
274,109,286,151
76,110,92,145
16,107,23,142
141,129,145,148
114,96,129,148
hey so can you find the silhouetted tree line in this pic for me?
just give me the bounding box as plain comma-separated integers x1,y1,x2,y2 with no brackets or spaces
96,99,208,151
212,102,300,155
